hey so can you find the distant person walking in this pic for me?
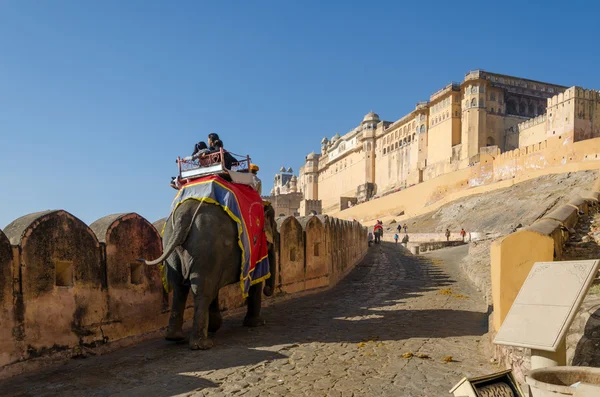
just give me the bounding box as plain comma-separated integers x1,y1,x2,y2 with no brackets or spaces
394,233,399,244
368,231,373,247
403,223,408,233
460,228,467,242
445,228,451,241
396,224,402,233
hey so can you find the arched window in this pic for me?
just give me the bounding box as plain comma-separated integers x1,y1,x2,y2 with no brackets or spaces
491,107,495,113
528,103,535,115
486,137,495,146
471,98,477,107
367,142,372,151
420,125,425,133
480,99,485,107
507,99,517,114
383,148,386,154
412,133,416,141
490,92,496,101
472,85,478,93
395,142,399,149
519,102,526,114
537,105,544,115
408,135,411,142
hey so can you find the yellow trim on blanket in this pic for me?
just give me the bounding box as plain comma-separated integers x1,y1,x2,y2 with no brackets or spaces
171,180,270,298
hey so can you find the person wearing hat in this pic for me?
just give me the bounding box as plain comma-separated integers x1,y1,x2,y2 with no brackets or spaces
250,164,262,195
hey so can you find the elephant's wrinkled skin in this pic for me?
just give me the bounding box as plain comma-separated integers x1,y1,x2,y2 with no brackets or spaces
144,200,277,350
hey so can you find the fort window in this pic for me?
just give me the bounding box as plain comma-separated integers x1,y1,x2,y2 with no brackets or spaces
419,125,425,133
486,137,495,146
529,103,535,115
412,133,416,141
490,92,496,101
480,99,484,107
130,263,144,285
313,242,320,257
290,247,296,262
383,148,386,154
507,100,517,114
471,98,477,107
491,107,495,113
55,260,74,287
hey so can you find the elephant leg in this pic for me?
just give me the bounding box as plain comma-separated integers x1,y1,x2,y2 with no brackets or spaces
166,281,189,342
208,293,222,334
263,243,276,297
243,283,265,327
189,292,213,350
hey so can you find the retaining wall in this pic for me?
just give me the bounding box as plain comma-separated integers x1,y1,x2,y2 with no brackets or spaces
0,210,367,378
489,173,600,382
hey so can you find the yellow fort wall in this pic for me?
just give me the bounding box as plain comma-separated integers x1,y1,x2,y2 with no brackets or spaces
332,136,600,225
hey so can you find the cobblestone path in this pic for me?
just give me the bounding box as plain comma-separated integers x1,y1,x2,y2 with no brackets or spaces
1,243,496,397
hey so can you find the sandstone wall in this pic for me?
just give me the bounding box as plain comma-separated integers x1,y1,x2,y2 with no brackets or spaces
332,136,600,227
0,210,367,378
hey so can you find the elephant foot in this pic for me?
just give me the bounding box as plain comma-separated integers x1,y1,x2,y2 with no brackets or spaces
208,312,223,333
243,316,266,327
189,337,214,350
263,285,274,297
165,326,185,342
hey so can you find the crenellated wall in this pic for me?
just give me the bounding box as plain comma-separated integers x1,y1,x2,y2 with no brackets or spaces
0,210,367,378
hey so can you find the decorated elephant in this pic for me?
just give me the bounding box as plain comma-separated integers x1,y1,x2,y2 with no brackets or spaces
142,200,278,350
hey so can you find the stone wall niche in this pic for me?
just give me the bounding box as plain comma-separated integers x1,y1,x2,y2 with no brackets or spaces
0,228,19,367
3,210,107,355
276,216,305,293
300,216,328,290
90,213,165,341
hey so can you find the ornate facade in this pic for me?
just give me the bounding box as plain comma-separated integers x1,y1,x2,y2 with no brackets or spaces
295,69,599,212
263,166,322,217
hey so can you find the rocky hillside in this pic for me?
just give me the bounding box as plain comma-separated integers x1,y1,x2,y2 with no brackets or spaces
385,170,598,236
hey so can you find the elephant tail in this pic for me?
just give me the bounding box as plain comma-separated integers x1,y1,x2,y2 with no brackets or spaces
139,200,204,266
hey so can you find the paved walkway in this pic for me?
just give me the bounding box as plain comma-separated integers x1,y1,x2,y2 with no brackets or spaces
1,243,496,397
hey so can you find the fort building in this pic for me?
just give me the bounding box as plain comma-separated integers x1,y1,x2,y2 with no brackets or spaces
262,166,322,217
294,69,600,212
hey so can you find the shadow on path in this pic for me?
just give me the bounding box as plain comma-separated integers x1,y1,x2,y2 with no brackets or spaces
0,242,489,397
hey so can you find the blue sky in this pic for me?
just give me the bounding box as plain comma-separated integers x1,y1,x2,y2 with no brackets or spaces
1,0,599,228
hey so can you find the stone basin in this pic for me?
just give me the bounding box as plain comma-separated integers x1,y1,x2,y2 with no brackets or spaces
526,366,600,396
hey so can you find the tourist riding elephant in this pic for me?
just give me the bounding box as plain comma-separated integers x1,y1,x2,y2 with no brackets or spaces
142,200,278,350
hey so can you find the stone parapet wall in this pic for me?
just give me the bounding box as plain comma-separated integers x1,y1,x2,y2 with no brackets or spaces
0,210,367,378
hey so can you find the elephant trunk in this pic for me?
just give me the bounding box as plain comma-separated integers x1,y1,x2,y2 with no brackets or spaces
139,201,203,266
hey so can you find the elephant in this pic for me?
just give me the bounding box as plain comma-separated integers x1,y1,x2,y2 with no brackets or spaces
142,200,278,350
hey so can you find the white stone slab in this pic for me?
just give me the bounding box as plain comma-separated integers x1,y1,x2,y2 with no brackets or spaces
494,260,600,352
